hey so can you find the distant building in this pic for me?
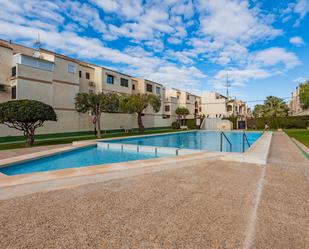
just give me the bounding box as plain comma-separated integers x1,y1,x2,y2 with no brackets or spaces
201,92,227,118
200,91,250,118
289,86,309,116
164,88,201,120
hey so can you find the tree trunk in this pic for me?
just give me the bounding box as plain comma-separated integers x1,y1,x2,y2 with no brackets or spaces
96,114,101,138
25,130,35,147
137,113,144,133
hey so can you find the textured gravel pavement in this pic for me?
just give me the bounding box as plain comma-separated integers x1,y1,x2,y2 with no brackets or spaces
0,132,308,249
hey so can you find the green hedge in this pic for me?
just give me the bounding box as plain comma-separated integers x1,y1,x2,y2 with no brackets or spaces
247,116,309,129
187,119,197,129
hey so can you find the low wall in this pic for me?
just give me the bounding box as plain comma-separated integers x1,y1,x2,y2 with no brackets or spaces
0,111,173,137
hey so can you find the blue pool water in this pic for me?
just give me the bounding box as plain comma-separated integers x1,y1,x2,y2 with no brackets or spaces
107,131,262,153
0,146,166,176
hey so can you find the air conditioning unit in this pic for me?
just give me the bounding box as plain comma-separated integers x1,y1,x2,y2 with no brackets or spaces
89,81,95,87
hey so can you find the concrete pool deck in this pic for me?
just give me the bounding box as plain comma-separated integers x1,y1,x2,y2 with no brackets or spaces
0,131,308,249
0,131,271,194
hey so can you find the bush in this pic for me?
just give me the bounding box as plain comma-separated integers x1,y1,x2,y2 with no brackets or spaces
0,99,57,146
247,116,309,129
187,119,197,129
171,121,180,130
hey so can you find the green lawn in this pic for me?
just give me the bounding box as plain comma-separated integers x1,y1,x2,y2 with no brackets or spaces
284,129,309,147
0,129,180,150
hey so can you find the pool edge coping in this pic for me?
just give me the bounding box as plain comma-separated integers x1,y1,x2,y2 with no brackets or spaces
0,130,270,189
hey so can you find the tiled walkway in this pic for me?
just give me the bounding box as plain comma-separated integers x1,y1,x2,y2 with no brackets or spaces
0,132,308,248
251,132,309,249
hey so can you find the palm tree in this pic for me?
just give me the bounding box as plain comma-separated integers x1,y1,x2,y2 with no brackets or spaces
253,104,265,118
263,96,289,117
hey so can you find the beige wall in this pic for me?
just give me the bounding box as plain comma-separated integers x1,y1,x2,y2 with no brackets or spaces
102,68,132,94
53,56,79,84
201,92,227,118
0,45,13,102
79,64,95,94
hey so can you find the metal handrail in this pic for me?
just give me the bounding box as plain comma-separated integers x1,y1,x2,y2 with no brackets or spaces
220,131,232,152
242,132,250,152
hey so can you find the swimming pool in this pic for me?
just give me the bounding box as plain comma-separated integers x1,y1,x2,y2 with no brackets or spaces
106,131,263,153
0,131,263,176
0,145,170,176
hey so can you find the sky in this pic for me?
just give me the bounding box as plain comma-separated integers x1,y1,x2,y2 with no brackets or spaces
0,0,308,107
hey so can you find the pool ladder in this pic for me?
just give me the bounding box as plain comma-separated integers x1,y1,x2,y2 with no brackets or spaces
242,132,251,152
220,132,232,152
220,131,251,152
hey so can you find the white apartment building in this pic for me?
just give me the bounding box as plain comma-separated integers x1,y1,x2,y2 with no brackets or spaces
201,91,250,118
0,39,253,137
164,88,201,120
201,92,227,118
0,40,171,136
290,85,309,116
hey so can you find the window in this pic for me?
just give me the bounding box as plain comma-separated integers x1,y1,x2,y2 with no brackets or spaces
146,83,153,92
11,66,16,77
89,89,94,94
11,86,16,99
121,78,129,87
132,84,135,90
107,74,114,84
79,70,82,78
165,105,170,112
68,64,76,74
86,72,90,79
187,94,190,100
156,86,161,95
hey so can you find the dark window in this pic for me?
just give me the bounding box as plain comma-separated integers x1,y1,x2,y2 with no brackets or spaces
132,84,135,90
120,78,129,87
79,70,82,78
165,105,170,112
107,74,114,84
12,66,16,77
11,86,16,99
146,83,153,92
86,72,90,79
187,94,190,100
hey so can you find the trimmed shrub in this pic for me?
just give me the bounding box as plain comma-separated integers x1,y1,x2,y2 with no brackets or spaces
171,121,180,130
187,119,197,129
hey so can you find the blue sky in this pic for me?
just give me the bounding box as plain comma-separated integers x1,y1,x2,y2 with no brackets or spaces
0,0,308,107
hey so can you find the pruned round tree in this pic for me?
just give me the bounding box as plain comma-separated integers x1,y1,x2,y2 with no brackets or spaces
0,100,57,146
175,107,190,125
120,94,161,133
75,92,120,138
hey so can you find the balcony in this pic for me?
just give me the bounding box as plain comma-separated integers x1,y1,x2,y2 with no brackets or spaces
13,54,54,72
